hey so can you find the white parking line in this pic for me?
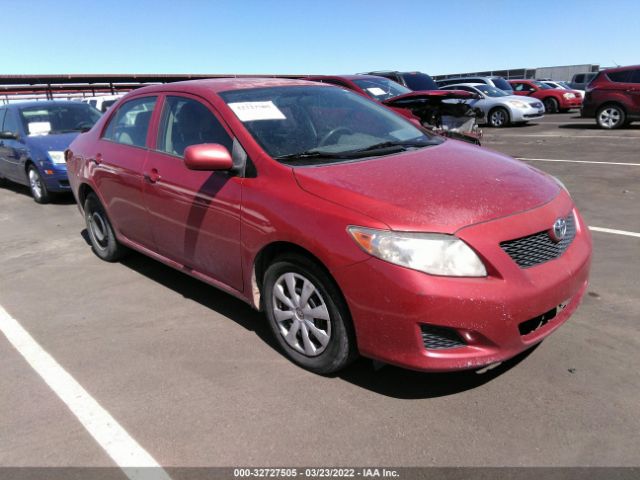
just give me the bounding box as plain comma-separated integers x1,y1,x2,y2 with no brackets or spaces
0,304,171,480
589,227,640,238
489,133,640,140
517,157,640,166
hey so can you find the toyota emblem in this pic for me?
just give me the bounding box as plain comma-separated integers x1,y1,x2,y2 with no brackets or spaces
550,218,567,242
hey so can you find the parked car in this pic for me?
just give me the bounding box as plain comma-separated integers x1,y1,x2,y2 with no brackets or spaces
436,76,514,93
440,83,545,127
0,101,101,202
66,78,592,375
569,72,598,91
307,74,482,144
541,80,585,99
508,80,582,113
80,95,123,113
361,70,441,91
581,65,640,129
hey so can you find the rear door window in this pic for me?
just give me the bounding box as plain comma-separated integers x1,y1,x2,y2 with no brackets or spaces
102,96,157,148
156,96,232,157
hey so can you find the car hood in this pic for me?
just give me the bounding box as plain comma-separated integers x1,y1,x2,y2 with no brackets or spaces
25,132,80,152
382,89,479,108
293,140,559,233
504,95,542,105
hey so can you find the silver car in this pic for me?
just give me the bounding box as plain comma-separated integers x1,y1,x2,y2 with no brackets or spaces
441,83,545,127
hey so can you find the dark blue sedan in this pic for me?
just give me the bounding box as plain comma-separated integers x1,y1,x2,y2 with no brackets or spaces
0,101,101,203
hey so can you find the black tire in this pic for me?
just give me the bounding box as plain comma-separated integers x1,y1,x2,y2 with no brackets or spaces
596,104,626,129
543,97,559,113
263,253,357,374
487,107,510,128
27,165,50,204
84,192,127,262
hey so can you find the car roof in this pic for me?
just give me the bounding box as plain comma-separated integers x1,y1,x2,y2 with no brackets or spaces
129,77,327,96
602,64,640,73
441,82,484,88
2,100,81,109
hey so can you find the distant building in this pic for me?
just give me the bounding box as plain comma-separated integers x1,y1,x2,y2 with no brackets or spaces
433,64,600,82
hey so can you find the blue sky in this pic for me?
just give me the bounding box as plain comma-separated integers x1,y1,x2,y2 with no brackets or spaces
2,0,637,76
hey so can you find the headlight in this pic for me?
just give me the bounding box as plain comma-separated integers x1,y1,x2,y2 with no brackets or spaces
563,93,575,99
507,100,528,109
48,151,66,164
348,227,487,277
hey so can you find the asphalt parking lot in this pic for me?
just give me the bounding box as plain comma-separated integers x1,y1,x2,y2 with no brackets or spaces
1,113,639,470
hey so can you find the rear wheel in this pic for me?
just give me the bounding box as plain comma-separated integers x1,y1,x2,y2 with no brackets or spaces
263,254,357,374
488,107,510,127
27,165,50,204
596,104,626,129
543,97,559,113
84,192,127,261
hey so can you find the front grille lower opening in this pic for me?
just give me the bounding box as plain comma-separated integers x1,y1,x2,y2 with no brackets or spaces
519,307,557,336
420,324,466,350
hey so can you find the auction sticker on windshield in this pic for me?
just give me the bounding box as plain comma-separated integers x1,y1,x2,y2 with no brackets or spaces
228,101,286,121
28,121,52,135
366,87,387,97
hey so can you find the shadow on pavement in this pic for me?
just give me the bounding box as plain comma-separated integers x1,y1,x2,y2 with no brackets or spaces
83,235,540,399
558,123,640,130
337,344,540,399
0,180,76,204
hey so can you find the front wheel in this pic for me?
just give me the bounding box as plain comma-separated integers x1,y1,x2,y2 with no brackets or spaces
27,165,50,204
84,192,127,262
596,105,626,129
263,254,357,374
488,107,510,127
543,97,559,113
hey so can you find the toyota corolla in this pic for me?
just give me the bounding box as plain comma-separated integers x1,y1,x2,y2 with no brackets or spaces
66,79,592,374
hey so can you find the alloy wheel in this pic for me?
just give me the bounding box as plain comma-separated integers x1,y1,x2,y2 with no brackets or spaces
598,107,622,129
28,169,43,200
490,110,507,127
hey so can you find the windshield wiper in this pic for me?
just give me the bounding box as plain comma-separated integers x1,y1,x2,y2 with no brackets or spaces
274,150,349,161
344,140,436,155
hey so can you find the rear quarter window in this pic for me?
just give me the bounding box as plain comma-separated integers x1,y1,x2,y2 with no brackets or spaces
606,71,632,83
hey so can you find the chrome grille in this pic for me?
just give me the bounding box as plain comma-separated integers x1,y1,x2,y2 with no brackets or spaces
500,213,576,268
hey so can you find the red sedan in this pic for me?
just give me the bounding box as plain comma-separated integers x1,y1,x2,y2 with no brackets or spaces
509,79,582,113
66,78,591,374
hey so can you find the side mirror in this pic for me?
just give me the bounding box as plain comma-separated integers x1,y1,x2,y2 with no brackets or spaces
184,143,233,171
0,131,18,140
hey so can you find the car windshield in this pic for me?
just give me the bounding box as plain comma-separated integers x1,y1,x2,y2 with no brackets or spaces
352,77,411,101
19,103,101,136
402,72,438,91
474,85,509,97
557,81,572,89
491,78,513,92
220,86,440,165
532,81,553,90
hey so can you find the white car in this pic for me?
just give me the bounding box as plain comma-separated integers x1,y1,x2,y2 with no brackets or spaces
541,80,585,99
441,83,545,127
80,95,123,113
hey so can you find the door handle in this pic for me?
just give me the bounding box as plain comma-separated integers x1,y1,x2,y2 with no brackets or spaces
143,168,161,183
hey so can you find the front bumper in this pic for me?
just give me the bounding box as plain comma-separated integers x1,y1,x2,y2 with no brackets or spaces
559,97,583,109
41,165,71,192
334,192,592,372
511,106,545,123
